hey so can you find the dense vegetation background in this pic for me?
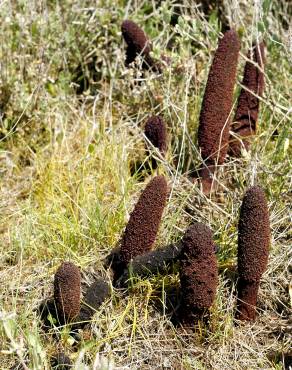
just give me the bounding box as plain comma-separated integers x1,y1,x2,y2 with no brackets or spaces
0,0,291,369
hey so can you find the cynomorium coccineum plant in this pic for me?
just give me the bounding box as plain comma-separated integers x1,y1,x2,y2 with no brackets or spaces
229,42,265,156
178,223,218,324
236,186,270,321
54,262,81,323
145,115,168,168
121,20,160,72
120,175,168,266
197,29,240,193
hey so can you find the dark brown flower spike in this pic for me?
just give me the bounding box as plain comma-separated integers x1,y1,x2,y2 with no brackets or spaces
179,223,218,325
145,115,168,168
121,20,161,72
197,29,240,193
120,175,168,266
236,186,270,321
229,42,265,156
54,262,81,323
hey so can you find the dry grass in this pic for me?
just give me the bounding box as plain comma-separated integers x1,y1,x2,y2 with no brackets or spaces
0,0,291,369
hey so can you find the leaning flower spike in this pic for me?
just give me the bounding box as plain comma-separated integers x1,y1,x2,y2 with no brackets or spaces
121,20,160,71
54,262,81,323
236,186,270,321
178,223,218,324
120,175,168,266
197,29,240,193
229,42,265,156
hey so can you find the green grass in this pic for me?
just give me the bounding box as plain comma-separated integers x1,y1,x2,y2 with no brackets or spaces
0,0,291,369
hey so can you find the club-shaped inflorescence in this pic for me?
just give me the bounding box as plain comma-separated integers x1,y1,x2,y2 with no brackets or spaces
120,175,168,266
178,223,218,324
121,20,160,71
197,29,240,193
54,262,81,323
236,186,270,321
229,42,265,156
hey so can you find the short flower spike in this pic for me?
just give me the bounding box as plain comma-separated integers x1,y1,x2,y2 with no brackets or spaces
179,223,218,324
121,20,160,71
54,262,81,323
145,115,167,155
120,175,168,265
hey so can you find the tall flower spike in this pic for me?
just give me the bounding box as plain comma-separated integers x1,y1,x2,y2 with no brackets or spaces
145,115,168,168
179,223,218,324
121,20,160,71
229,42,265,157
120,175,168,265
236,186,270,321
198,29,240,165
197,29,240,193
54,262,81,323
